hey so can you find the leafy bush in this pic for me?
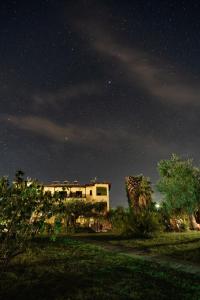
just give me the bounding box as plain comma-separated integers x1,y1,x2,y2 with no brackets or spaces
158,203,190,232
0,171,54,270
178,221,189,232
123,209,162,238
108,207,129,234
74,227,96,233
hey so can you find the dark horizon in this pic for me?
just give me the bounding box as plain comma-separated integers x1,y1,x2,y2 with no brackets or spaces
1,0,200,207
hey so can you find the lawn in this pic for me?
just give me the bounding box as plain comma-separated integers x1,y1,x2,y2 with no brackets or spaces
74,231,200,264
0,235,200,300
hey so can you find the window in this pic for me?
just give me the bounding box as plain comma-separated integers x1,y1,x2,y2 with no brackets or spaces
76,191,82,197
90,190,92,196
96,187,107,196
70,191,83,197
58,191,67,198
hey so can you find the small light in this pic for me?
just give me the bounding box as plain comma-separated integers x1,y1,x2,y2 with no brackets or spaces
155,203,160,209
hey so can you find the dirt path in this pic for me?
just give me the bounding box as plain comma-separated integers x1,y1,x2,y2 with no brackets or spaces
72,236,200,276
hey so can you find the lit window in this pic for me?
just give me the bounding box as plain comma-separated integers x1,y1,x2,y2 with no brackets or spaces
96,187,107,196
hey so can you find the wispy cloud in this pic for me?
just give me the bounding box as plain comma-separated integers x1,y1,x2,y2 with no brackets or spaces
1,113,177,157
32,81,101,110
97,39,200,105
81,21,200,106
1,114,132,148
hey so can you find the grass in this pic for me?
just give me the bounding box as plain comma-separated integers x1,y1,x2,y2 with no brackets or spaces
0,235,200,300
75,231,200,264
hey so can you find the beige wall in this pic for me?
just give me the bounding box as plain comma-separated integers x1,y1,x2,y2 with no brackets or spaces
43,183,110,211
85,183,110,210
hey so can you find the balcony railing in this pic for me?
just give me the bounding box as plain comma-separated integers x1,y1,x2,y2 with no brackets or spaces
67,193,86,198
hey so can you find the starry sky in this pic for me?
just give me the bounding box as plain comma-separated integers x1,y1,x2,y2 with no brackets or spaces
1,0,200,207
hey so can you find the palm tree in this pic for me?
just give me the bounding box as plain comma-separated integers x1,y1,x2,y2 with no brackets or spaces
14,170,25,187
125,175,153,213
138,176,153,208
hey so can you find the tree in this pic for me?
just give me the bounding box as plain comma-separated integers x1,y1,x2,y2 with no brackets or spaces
0,172,54,270
124,176,162,237
157,154,200,230
53,199,107,232
107,206,129,234
14,169,25,185
125,175,153,213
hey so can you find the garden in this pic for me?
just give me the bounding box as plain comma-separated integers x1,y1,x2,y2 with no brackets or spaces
0,154,200,299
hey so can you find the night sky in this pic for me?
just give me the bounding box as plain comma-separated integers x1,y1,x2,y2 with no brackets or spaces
1,0,200,207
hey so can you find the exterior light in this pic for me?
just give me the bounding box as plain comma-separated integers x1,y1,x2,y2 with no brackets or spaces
155,203,160,209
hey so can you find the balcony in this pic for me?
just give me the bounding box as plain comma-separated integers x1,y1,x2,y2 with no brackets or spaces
68,192,86,198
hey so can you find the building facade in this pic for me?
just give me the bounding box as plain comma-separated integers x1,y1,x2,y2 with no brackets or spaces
43,181,111,211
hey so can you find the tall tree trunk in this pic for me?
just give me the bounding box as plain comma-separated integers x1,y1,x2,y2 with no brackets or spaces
189,214,200,230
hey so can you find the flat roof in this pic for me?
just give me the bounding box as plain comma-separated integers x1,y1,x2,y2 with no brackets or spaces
43,182,111,189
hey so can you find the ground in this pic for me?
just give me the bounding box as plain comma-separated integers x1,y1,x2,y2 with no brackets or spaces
74,231,200,264
0,232,200,300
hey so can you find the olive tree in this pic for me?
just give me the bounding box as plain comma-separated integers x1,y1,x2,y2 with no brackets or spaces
157,154,200,230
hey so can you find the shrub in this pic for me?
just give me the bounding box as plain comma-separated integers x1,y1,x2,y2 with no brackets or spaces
108,207,129,234
0,172,54,270
123,209,162,238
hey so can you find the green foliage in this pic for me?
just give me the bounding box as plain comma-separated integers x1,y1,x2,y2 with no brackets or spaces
123,209,161,238
0,172,54,269
157,154,200,216
108,206,161,238
53,199,107,232
158,202,190,232
124,174,160,238
108,206,129,234
0,172,88,266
